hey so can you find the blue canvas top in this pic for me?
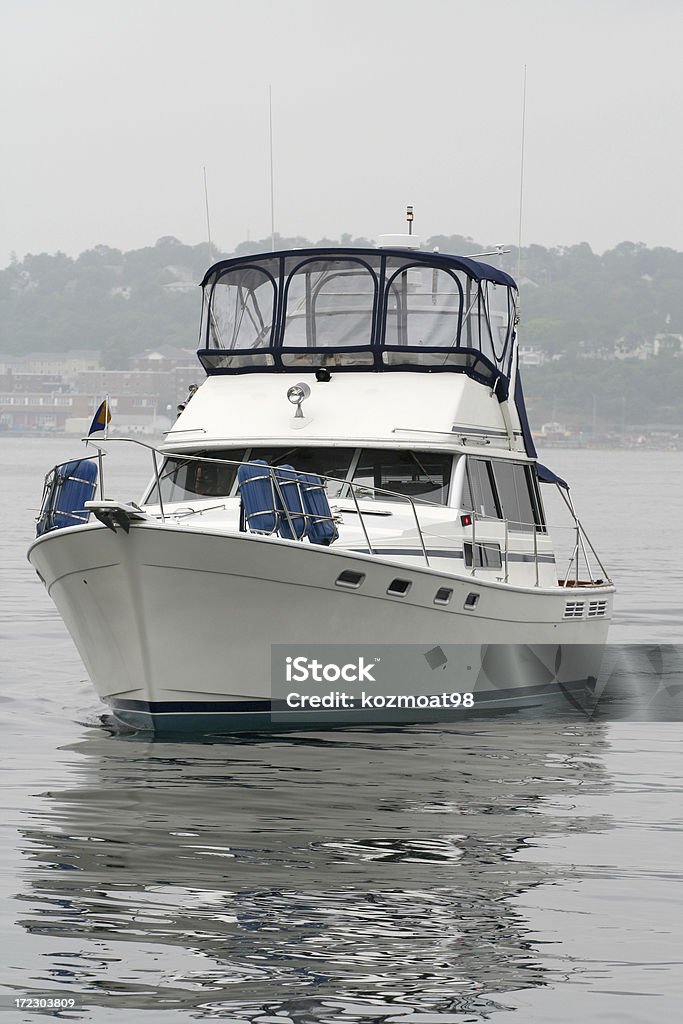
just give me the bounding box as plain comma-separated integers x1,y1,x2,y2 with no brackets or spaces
200,247,517,289
197,246,520,394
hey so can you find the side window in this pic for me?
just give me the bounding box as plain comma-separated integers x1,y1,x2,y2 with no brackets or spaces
464,542,502,569
460,464,474,511
492,461,542,531
466,459,500,519
526,465,546,531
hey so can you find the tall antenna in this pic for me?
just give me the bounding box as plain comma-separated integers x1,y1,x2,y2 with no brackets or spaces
516,65,527,287
203,166,213,260
269,85,275,252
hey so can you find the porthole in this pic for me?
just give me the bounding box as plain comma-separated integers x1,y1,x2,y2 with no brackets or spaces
464,592,479,610
434,587,453,605
336,569,365,589
387,578,412,597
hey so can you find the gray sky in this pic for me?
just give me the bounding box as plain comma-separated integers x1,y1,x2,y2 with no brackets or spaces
2,0,682,264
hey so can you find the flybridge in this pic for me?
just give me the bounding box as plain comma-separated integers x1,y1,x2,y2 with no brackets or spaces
197,247,519,398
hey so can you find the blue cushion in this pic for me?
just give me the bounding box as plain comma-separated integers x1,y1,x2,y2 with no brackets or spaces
237,461,280,534
297,472,338,545
273,465,308,540
37,459,98,536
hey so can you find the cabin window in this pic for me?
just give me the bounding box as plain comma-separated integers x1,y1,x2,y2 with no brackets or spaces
528,467,547,531
464,458,545,530
460,465,474,511
491,461,539,531
148,449,248,503
466,459,500,520
351,449,452,503
464,542,502,569
207,265,277,352
281,258,378,362
245,446,355,498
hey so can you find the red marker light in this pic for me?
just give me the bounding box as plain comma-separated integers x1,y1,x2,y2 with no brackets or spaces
460,514,472,527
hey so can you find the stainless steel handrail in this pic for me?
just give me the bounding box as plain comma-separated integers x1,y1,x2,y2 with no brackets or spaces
461,505,611,586
76,436,611,585
80,436,433,566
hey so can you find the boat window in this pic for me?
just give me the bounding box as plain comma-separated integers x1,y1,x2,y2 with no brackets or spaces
460,464,474,511
527,466,547,531
147,449,248,503
491,460,540,531
281,258,377,364
199,351,276,370
466,459,500,519
464,541,502,569
206,263,277,353
384,262,463,349
479,281,513,361
246,446,355,498
351,449,452,504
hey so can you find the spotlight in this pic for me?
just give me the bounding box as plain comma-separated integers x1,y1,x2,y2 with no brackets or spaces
286,382,311,418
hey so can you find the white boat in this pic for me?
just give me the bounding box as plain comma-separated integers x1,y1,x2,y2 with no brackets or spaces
28,238,615,734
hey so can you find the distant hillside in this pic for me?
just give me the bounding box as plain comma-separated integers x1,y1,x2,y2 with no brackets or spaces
2,235,683,430
3,234,683,360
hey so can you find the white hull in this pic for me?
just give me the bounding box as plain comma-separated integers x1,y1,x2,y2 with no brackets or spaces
29,521,613,734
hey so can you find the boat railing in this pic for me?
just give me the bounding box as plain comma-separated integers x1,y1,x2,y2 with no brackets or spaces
79,436,434,567
460,506,611,587
77,436,611,587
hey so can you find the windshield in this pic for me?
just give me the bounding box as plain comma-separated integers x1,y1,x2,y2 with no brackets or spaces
145,447,453,506
351,449,452,503
147,449,248,503
146,447,355,504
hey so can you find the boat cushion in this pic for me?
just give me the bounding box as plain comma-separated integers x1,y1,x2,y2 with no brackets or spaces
36,459,98,537
238,461,337,545
297,472,339,546
273,465,308,540
237,460,280,534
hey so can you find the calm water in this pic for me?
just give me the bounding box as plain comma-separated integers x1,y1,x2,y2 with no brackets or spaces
1,438,683,1022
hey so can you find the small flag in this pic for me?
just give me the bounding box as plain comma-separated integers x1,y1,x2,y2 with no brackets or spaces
88,399,111,435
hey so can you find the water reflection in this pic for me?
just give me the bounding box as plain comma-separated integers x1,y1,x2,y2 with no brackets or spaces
14,722,612,1018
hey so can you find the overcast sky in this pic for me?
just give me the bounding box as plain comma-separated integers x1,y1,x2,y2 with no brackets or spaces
2,0,682,265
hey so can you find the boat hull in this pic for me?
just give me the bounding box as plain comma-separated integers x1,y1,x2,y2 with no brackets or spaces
28,522,613,735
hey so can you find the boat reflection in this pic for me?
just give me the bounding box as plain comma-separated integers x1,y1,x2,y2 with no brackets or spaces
16,721,612,1017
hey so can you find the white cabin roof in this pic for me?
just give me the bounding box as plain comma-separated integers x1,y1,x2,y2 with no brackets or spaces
163,371,525,454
